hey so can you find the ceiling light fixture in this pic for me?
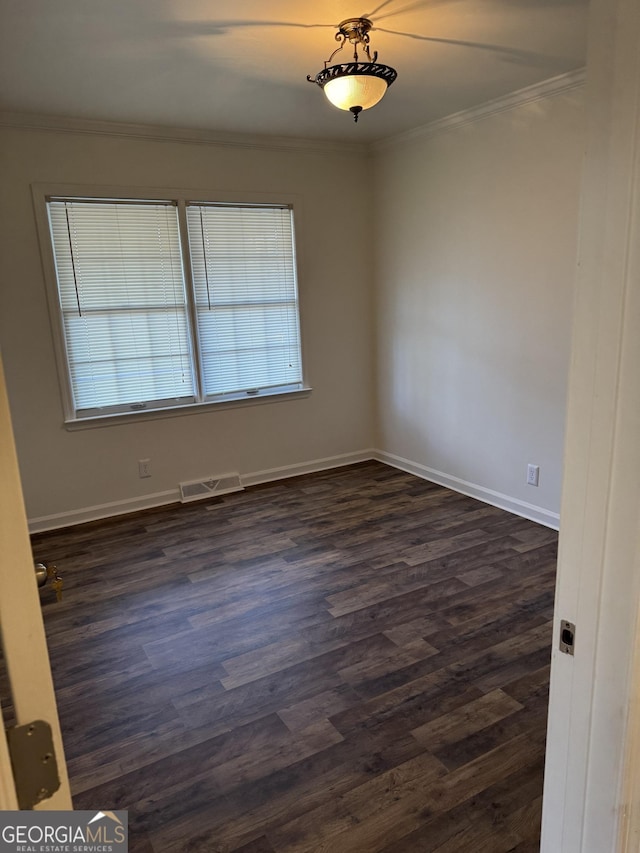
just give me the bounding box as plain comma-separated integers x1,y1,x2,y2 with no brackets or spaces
307,17,397,123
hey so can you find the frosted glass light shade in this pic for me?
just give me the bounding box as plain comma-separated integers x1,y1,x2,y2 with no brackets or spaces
323,74,389,111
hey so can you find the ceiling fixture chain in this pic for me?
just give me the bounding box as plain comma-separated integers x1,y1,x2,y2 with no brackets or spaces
327,17,377,65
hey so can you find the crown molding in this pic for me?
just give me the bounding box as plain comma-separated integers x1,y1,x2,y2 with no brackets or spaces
372,67,587,153
0,68,586,157
0,110,367,157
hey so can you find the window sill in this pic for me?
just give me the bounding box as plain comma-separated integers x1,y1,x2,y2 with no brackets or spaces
64,386,312,430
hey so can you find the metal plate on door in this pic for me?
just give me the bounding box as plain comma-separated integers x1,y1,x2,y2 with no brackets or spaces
559,619,576,655
6,719,60,809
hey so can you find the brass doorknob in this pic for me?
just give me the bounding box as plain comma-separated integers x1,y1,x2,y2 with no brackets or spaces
34,562,63,601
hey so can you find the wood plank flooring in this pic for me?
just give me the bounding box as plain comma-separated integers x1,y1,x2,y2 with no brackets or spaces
31,461,557,852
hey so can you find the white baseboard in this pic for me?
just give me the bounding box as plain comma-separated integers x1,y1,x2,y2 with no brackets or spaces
28,448,560,533
27,450,376,533
373,450,560,530
28,489,181,533
240,449,375,488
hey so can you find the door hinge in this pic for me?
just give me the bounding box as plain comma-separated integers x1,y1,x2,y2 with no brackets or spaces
6,720,61,809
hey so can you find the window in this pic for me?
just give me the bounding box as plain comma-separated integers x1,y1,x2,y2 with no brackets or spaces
43,195,304,422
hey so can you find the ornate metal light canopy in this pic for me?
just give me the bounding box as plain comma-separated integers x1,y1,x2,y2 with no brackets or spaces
307,17,397,123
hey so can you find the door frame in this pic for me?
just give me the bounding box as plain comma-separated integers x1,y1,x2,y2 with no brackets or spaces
0,354,71,809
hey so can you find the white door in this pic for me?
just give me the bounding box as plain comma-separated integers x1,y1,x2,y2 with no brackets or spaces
0,354,71,809
540,0,640,849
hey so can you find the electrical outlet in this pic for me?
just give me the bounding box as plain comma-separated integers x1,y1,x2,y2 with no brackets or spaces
527,464,539,486
138,458,151,478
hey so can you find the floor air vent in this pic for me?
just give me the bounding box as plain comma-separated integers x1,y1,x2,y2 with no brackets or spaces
179,473,243,503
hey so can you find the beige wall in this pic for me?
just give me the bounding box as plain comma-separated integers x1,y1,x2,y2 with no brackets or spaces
0,127,375,525
372,87,585,524
0,84,586,529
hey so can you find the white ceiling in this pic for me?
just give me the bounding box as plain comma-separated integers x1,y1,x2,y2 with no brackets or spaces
0,0,589,144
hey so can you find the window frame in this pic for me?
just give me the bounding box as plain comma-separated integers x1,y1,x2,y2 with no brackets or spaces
32,184,310,428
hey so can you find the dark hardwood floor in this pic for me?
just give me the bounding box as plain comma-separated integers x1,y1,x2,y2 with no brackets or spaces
32,461,557,852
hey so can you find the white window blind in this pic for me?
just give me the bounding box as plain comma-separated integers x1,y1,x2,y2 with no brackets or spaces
44,195,304,421
47,199,194,416
186,204,303,398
